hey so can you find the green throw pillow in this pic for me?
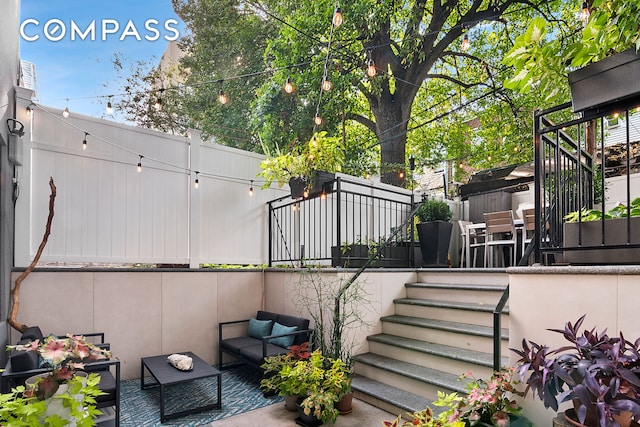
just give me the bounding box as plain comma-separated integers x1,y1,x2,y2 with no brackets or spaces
248,318,273,339
269,322,298,348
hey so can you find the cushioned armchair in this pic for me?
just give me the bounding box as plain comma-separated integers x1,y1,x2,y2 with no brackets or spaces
1,326,121,427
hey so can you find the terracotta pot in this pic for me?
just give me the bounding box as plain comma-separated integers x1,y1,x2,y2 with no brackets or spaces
335,392,353,415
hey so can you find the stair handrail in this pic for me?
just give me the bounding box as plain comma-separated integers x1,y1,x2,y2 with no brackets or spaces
493,285,509,372
332,196,424,359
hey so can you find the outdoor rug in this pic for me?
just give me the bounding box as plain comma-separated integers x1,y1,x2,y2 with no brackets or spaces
119,366,283,426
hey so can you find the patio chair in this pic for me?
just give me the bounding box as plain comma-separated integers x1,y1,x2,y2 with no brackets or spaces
483,210,517,267
458,220,484,267
521,208,536,256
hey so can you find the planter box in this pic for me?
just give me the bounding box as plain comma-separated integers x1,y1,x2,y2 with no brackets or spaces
563,217,640,264
330,244,412,268
568,49,640,114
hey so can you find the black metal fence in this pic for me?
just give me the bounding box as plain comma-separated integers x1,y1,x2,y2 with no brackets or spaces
533,101,640,264
267,176,416,267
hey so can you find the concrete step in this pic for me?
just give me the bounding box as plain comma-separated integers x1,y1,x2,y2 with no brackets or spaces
393,298,509,328
353,352,470,402
366,333,506,379
380,314,509,355
405,282,507,304
351,375,429,419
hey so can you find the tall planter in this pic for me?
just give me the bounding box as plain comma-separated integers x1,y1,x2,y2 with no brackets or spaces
568,49,640,114
416,221,453,267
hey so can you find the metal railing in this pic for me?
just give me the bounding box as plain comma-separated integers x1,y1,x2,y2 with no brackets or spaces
533,101,640,264
267,177,416,267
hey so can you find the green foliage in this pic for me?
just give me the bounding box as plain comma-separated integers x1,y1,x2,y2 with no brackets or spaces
564,198,640,222
503,0,640,106
0,373,104,426
416,198,452,222
257,132,344,189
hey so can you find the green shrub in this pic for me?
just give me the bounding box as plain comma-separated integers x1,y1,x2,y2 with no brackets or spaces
416,198,452,222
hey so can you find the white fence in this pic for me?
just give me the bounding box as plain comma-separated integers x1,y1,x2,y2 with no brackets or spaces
14,88,285,268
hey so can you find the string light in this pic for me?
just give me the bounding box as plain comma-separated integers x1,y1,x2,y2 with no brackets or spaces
249,179,254,196
63,99,70,118
398,170,405,179
332,6,343,26
461,33,470,51
82,132,88,150
218,89,228,105
26,106,33,117
321,77,332,91
284,77,294,94
303,188,309,198
313,115,323,125
137,155,143,172
580,1,590,23
106,98,113,115
320,192,327,200
292,203,298,211
366,59,377,77
194,172,199,189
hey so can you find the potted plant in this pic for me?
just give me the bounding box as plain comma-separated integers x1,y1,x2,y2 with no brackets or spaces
2,334,111,425
415,197,453,267
258,132,344,199
513,315,640,426
284,349,350,426
383,367,532,426
563,198,640,264
260,342,311,411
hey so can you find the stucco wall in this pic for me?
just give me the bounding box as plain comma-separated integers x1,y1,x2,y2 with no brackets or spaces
508,266,640,426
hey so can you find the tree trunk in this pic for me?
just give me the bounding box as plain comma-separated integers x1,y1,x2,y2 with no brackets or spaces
372,96,409,187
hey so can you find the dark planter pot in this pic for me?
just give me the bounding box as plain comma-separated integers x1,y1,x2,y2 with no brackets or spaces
296,401,323,427
335,392,353,415
568,49,640,115
288,171,335,200
563,217,640,265
417,221,453,267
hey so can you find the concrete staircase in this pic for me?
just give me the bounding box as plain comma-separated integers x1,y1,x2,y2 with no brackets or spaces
351,270,510,417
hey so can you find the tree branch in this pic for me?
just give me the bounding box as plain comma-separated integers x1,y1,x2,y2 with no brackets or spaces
8,178,57,333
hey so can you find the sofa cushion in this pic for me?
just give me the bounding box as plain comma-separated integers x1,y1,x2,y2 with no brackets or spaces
20,326,44,342
269,322,298,348
220,336,262,355
238,343,291,364
92,370,116,406
276,314,310,345
248,318,273,339
9,350,39,372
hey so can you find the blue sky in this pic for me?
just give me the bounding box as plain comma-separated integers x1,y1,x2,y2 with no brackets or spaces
20,0,185,118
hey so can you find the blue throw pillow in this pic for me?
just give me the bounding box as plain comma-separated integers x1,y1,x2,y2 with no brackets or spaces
269,322,298,348
248,318,273,339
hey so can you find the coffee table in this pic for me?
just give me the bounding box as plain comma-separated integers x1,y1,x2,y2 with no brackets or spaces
141,351,222,422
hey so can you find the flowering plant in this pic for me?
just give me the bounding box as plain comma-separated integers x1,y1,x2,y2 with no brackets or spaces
382,368,532,427
9,334,112,399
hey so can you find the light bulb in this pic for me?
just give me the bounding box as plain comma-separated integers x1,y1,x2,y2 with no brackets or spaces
63,107,70,118
82,133,88,150
314,115,323,125
320,192,326,200
218,89,228,105
137,156,143,172
461,34,470,51
366,59,376,77
303,189,309,198
321,78,332,91
332,7,343,26
106,100,113,115
399,171,405,179
284,77,294,94
249,180,254,196
194,172,199,189
26,106,33,117
154,97,162,110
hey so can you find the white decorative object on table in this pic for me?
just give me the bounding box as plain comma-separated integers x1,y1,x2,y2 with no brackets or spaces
167,353,193,371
